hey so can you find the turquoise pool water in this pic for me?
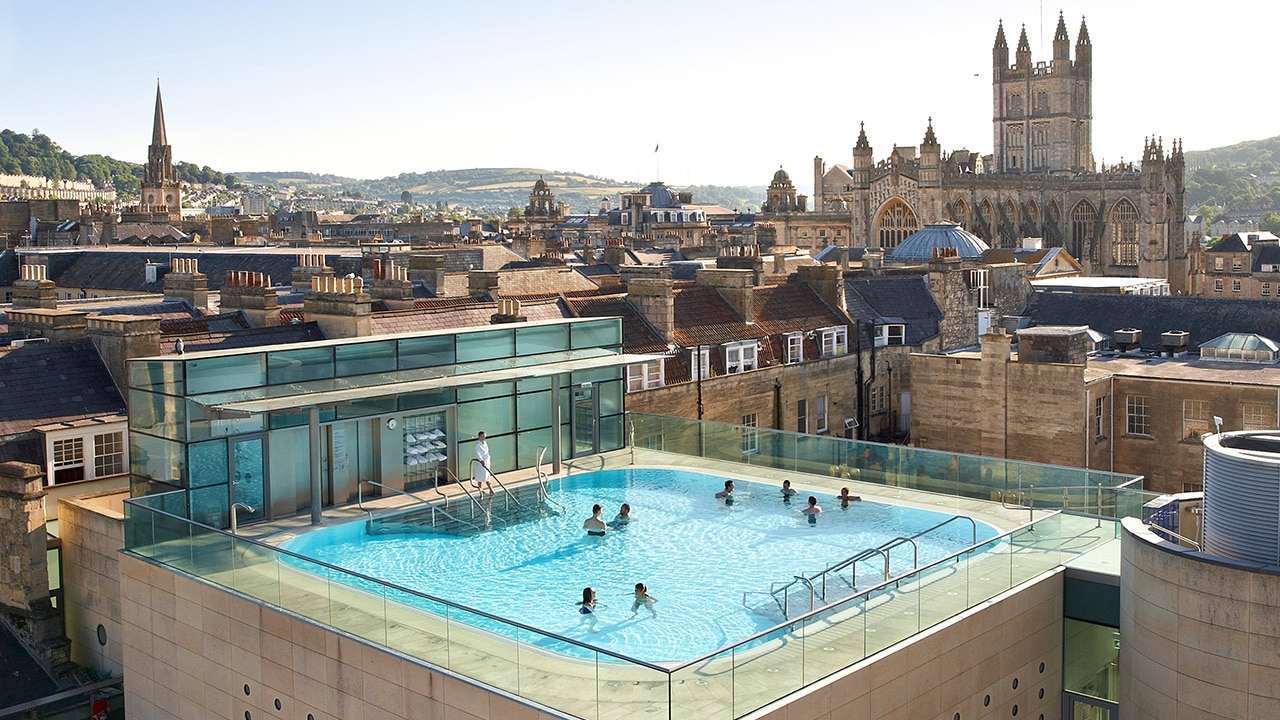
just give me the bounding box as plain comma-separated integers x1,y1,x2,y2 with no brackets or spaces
284,468,999,663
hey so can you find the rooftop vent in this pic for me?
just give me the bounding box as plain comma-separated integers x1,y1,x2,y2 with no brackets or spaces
1161,330,1190,356
1115,328,1142,351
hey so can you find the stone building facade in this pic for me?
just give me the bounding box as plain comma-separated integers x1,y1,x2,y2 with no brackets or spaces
138,84,182,223
763,14,1193,293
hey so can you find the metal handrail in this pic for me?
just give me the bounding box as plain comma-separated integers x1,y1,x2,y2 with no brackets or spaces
535,446,565,512
359,480,485,535
469,458,539,519
1145,522,1201,549
435,464,492,524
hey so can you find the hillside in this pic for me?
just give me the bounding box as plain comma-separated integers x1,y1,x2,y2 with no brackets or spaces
1184,136,1280,216
0,129,237,197
237,168,765,213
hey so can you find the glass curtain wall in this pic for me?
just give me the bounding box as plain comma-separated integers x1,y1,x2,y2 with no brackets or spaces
128,319,624,527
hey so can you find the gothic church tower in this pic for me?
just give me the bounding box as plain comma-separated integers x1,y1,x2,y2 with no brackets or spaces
992,14,1093,174
141,83,182,220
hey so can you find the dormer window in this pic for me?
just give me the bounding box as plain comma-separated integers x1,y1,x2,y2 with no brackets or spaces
690,347,710,380
875,324,905,347
626,361,664,392
785,333,804,364
725,341,758,374
819,326,848,356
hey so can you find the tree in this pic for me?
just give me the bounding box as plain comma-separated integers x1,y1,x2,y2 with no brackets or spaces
400,190,413,205
507,207,522,219
1262,212,1280,235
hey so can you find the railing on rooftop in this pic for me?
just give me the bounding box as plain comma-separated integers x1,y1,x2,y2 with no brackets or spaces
624,412,1148,519
123,486,1118,720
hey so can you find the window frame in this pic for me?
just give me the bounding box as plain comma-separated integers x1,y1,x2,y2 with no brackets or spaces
785,333,804,364
820,326,848,357
724,341,758,374
797,398,808,434
816,394,828,434
625,360,664,393
741,413,758,455
1094,396,1106,440
1243,403,1272,431
43,423,129,486
1126,395,1151,437
1182,399,1210,440
875,324,906,347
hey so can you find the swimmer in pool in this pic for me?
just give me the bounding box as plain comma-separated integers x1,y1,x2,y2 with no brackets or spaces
631,582,658,618
578,587,599,630
801,495,822,524
838,487,861,508
715,480,735,505
780,479,797,503
611,503,633,528
584,504,608,536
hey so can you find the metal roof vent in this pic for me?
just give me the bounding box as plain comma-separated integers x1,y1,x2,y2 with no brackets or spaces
1203,431,1280,566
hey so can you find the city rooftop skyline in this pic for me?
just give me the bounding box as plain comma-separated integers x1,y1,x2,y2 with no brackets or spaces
0,0,1270,192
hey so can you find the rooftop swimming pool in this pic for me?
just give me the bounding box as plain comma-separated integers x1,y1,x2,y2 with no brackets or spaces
284,468,1000,664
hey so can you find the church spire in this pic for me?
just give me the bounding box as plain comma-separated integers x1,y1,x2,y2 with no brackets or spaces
1076,16,1091,46
1053,11,1071,61
1016,24,1031,53
152,82,168,148
993,20,1008,50
993,20,1009,68
922,117,938,147
855,121,871,151
1015,24,1032,70
1053,11,1070,43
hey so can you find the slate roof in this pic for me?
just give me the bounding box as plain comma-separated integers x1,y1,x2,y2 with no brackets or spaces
159,311,250,336
370,298,569,335
113,223,191,244
0,622,58,708
1026,293,1280,352
564,295,668,354
171,322,327,352
1208,234,1251,253
0,340,126,438
844,276,942,346
39,251,335,293
1253,245,1280,272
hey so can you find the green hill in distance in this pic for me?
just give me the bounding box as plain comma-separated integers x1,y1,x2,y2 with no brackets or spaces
236,168,765,214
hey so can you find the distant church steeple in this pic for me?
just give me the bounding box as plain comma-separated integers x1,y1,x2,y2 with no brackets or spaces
141,82,181,220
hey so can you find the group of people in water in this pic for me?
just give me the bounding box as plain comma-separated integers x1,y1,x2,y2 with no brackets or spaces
717,478,861,520
575,478,861,629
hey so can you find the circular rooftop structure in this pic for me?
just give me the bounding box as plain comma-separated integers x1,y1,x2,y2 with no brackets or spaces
886,221,990,263
1203,431,1280,565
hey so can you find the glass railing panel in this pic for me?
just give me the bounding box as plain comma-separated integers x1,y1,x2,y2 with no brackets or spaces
517,630,598,720
327,572,389,646
799,599,866,685
190,521,234,578
1009,514,1064,582
671,646,733,720
965,536,1012,606
231,537,280,608
149,509,195,571
444,605,520,695
730,624,800,718
596,655,668,720
917,552,969,630
383,587,449,664
861,583,904,656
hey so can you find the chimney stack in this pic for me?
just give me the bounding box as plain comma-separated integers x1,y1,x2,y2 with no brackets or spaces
291,253,333,293
407,254,446,295
367,260,415,310
303,275,371,338
796,264,848,314
6,308,88,342
162,258,208,312
11,264,58,310
625,278,675,344
468,270,500,298
86,315,162,395
696,268,757,324
219,271,280,328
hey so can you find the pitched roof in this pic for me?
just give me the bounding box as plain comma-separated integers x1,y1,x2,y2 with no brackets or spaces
0,340,126,438
369,298,569,335
1026,293,1280,352
845,276,942,346
171,322,327,352
564,295,668,354
672,284,765,346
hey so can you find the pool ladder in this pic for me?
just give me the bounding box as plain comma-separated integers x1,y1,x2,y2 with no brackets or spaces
745,515,977,618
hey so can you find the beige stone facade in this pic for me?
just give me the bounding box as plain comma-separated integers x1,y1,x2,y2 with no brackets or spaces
1120,518,1280,719
58,489,127,677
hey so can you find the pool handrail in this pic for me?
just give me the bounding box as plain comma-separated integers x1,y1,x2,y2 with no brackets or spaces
123,495,674,673
677,510,1065,670
534,447,565,513
469,458,541,519
435,464,494,525
359,480,486,535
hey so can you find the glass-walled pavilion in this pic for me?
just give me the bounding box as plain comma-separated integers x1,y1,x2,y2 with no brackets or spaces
127,318,643,528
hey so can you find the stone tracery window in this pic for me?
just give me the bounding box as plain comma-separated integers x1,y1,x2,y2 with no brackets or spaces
875,198,919,249
1110,198,1139,266
1071,200,1096,260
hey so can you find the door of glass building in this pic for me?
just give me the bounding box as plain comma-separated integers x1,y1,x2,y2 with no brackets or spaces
572,384,599,457
323,419,375,505
230,436,266,523
1063,694,1118,720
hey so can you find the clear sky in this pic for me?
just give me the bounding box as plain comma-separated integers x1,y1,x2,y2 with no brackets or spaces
0,0,1270,194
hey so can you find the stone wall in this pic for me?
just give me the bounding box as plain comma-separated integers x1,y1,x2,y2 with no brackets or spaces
58,489,127,677
1120,518,1280,719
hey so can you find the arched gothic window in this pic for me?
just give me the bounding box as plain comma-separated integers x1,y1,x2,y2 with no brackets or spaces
950,199,969,228
1110,199,1140,266
875,198,919,249
1071,200,1096,260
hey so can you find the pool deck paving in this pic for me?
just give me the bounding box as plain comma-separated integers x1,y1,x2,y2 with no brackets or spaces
164,448,1117,720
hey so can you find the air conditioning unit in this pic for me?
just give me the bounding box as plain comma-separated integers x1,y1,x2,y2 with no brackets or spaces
844,417,858,429
1114,328,1142,346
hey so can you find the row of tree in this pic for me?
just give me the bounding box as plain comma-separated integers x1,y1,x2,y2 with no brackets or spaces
0,129,238,197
